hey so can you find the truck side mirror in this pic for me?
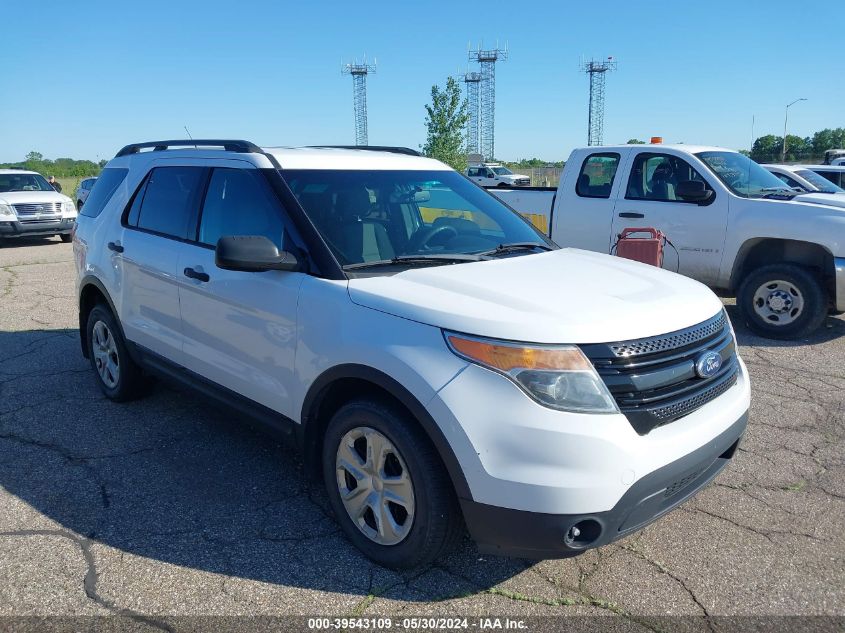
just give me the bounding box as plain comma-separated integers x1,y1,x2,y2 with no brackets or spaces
676,180,713,204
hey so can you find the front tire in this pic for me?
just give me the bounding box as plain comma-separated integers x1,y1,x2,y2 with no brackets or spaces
737,264,828,340
322,398,462,569
59,234,72,243
86,304,148,401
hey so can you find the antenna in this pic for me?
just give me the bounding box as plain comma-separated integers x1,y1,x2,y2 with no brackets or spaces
183,126,193,140
342,57,377,146
469,42,509,160
581,57,617,146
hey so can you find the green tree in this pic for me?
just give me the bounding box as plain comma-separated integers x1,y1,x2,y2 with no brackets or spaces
750,135,782,162
811,128,845,155
26,151,43,162
422,77,469,172
626,139,646,144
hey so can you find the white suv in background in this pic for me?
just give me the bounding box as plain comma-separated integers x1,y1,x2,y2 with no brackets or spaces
0,169,77,243
74,139,749,568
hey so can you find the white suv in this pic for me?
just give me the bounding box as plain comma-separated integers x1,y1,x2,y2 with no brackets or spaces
74,140,750,568
0,169,77,243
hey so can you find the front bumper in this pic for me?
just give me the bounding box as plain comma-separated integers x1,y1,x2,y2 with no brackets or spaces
835,257,845,311
0,218,75,238
462,411,747,559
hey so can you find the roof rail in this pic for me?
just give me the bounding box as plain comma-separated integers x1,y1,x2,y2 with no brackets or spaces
307,145,422,157
114,139,262,158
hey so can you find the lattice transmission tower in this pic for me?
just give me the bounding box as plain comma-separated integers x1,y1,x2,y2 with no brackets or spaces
469,44,508,160
342,59,376,146
463,71,482,155
582,57,616,146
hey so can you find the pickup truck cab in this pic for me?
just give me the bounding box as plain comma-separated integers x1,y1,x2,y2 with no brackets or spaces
492,144,845,339
467,163,530,187
74,140,749,568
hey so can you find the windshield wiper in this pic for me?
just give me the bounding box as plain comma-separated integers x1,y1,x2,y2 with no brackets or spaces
761,187,800,199
477,242,554,257
343,253,487,271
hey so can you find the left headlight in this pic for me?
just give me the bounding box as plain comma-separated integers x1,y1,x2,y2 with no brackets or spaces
0,202,15,219
444,332,619,414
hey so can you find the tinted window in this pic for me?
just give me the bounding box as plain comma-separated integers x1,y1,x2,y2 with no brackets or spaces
79,169,127,218
286,169,549,267
626,152,710,202
135,167,204,238
814,170,843,188
773,173,802,190
467,168,481,177
796,169,844,193
198,169,285,248
576,153,619,198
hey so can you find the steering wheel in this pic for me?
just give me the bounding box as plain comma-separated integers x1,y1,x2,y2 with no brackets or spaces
403,224,459,254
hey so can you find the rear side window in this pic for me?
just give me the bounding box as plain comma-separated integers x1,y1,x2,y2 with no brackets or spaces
79,169,127,218
576,153,620,198
198,169,285,248
132,167,205,239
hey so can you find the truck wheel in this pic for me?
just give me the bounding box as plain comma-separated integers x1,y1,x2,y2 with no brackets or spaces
737,264,828,340
86,304,149,401
322,398,463,569
59,234,72,243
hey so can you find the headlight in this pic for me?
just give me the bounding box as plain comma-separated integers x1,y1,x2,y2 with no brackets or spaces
0,202,14,219
62,200,77,217
444,333,619,414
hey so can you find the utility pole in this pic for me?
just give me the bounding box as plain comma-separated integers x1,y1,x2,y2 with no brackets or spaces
782,98,807,162
581,57,616,146
342,58,377,146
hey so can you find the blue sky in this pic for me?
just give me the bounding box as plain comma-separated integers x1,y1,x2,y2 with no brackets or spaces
2,0,843,163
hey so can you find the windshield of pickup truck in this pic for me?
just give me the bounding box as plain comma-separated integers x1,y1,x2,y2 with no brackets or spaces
285,169,551,268
0,173,54,193
796,169,845,193
492,167,513,175
696,151,793,198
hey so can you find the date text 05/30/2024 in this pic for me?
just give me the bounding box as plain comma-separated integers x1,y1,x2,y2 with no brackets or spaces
307,617,528,630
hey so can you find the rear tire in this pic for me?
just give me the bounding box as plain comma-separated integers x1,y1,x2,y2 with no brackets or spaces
737,264,828,340
322,398,463,569
59,234,72,243
86,304,148,401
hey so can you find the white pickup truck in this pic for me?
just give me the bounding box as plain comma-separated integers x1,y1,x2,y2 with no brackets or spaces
490,144,845,339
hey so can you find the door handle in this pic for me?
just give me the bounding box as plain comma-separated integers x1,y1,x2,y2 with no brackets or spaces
107,241,124,253
183,267,210,282
618,212,645,219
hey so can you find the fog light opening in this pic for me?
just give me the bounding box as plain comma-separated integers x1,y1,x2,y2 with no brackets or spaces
564,519,602,549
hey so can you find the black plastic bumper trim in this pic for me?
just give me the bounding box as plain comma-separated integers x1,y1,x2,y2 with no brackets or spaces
460,411,748,560
0,219,74,236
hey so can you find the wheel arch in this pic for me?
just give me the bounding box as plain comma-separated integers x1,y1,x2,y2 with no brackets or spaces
299,364,471,500
730,238,835,295
78,276,123,359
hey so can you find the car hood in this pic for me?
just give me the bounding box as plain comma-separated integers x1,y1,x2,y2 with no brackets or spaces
347,249,725,344
795,192,845,209
0,190,70,205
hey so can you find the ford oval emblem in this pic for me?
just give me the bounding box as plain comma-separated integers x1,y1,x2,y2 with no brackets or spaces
695,351,722,378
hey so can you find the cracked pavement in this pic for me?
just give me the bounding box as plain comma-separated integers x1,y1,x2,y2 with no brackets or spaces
0,238,843,627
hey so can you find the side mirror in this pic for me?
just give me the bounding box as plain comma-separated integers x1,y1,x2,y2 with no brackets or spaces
215,235,300,272
676,180,714,203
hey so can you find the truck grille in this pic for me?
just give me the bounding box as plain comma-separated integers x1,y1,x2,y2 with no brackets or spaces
581,311,739,435
12,202,62,223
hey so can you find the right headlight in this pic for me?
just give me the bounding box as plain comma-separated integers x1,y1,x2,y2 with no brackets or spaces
444,332,619,414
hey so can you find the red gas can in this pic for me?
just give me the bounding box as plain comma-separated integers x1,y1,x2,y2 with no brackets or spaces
614,227,665,267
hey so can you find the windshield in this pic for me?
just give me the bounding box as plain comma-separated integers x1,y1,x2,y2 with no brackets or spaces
695,152,791,198
796,169,845,193
284,169,551,269
0,173,54,193
492,166,513,175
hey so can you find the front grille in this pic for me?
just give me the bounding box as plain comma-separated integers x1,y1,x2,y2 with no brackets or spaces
582,310,739,434
13,202,62,223
664,470,701,498
13,202,62,216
